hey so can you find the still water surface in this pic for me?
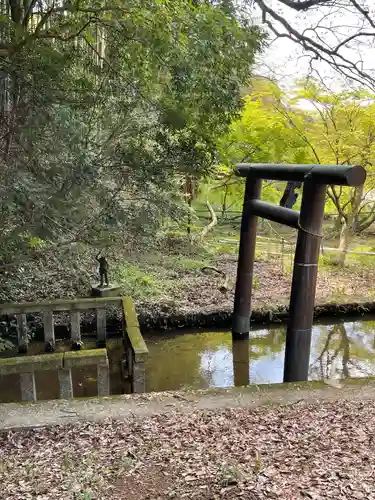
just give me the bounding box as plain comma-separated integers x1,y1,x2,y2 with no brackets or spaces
144,316,375,392
1,316,375,402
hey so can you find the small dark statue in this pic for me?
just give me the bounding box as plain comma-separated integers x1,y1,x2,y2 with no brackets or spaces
96,252,109,287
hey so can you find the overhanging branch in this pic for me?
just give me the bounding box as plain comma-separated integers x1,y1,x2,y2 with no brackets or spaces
251,0,375,90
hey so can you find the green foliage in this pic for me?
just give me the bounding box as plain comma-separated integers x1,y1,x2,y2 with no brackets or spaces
220,79,308,166
166,255,211,271
289,79,375,222
76,493,92,500
114,262,176,299
207,77,375,254
197,77,311,214
0,338,13,352
0,0,265,311
319,253,341,269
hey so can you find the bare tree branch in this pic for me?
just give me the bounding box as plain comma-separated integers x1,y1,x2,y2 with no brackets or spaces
250,0,375,90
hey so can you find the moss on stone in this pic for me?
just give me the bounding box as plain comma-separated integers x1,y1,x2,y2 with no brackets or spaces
64,349,108,369
126,326,148,358
197,377,375,397
0,353,63,375
0,296,122,315
122,296,139,327
122,297,148,361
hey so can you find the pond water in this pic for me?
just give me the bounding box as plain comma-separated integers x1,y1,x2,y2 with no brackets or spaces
1,315,375,402
143,315,375,392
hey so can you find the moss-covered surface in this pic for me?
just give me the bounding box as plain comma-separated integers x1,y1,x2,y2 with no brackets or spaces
0,349,110,374
0,296,122,315
191,376,375,396
122,297,148,361
122,296,140,328
126,326,148,361
0,352,63,375
63,349,108,369
138,299,375,332
1,376,375,432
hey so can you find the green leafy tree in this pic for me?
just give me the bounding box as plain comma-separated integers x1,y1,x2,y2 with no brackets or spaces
0,0,266,302
202,77,311,219
286,80,375,263
216,78,375,263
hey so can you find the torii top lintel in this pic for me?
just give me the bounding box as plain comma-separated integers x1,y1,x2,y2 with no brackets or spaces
235,163,366,187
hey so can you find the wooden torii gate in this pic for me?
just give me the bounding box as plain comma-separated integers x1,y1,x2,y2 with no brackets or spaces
232,163,366,383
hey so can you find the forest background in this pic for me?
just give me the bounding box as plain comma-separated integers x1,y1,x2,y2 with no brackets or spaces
1,0,375,339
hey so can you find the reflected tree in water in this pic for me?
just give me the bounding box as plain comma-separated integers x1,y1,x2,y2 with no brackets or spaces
145,327,286,392
309,321,375,380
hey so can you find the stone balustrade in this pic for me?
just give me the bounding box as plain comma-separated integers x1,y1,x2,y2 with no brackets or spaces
0,297,122,353
0,295,148,395
0,349,109,401
122,297,148,393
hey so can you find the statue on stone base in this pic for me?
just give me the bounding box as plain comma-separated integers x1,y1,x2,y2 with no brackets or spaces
96,252,109,288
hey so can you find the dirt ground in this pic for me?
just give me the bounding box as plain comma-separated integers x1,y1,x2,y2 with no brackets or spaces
137,255,373,318
1,397,375,499
1,383,375,499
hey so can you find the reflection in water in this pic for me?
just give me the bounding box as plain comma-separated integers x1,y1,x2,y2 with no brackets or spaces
144,327,286,392
144,317,375,392
309,320,375,380
2,317,375,400
232,338,250,387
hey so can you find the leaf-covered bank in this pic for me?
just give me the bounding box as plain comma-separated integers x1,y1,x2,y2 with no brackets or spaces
1,396,375,499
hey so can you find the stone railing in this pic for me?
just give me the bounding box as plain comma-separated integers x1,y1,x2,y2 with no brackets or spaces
0,297,122,353
0,295,149,394
122,297,148,393
0,349,109,401
0,297,148,397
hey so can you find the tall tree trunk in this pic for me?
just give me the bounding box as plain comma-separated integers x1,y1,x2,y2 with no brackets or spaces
183,175,195,236
187,196,192,236
221,183,229,218
199,199,217,240
337,185,363,265
337,218,351,265
357,204,375,233
333,215,342,232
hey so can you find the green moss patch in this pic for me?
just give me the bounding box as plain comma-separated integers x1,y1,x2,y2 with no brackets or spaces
0,353,63,375
64,349,108,369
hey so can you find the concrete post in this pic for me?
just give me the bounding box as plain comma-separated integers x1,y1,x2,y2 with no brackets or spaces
97,363,110,396
133,361,146,393
70,311,81,349
20,372,37,401
96,307,106,347
58,368,73,399
16,314,28,354
43,311,55,351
